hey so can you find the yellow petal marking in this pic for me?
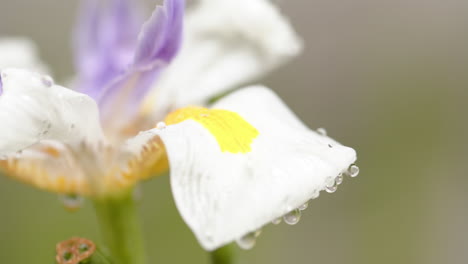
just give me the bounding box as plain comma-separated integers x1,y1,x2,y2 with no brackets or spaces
165,106,259,154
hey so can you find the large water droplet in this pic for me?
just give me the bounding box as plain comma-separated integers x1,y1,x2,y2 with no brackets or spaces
272,217,282,225
326,185,337,193
348,164,360,177
317,128,327,136
156,122,166,129
283,209,301,225
335,174,344,185
236,232,256,250
59,194,83,211
298,201,309,211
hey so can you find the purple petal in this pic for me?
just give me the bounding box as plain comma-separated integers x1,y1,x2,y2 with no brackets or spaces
133,0,184,68
73,0,143,99
97,0,184,126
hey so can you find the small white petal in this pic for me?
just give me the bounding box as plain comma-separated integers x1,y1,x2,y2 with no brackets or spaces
153,86,356,250
0,38,49,73
0,68,104,155
142,0,302,119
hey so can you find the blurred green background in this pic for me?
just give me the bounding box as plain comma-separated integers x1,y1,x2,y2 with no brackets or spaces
0,0,467,263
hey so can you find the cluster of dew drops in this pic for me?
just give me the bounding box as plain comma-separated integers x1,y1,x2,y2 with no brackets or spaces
236,128,360,250
56,125,360,250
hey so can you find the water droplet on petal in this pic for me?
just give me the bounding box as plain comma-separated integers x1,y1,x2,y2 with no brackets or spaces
317,128,327,136
348,164,359,177
254,229,262,237
156,122,166,129
59,194,83,211
335,174,344,185
41,75,54,87
283,209,301,225
326,178,336,188
236,232,256,250
272,217,282,225
326,185,337,193
298,201,309,211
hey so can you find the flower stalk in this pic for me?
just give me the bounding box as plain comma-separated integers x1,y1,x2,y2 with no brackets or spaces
210,244,237,264
93,190,146,264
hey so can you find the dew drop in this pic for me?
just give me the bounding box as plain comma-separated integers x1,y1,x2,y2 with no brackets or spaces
59,194,83,211
326,185,337,193
272,217,282,225
254,229,262,237
283,209,301,225
156,122,166,129
298,201,309,211
236,232,256,250
326,178,336,188
348,164,360,177
335,174,344,185
41,75,54,87
317,128,327,136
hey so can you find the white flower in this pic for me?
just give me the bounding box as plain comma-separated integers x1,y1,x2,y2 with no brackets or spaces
0,0,357,251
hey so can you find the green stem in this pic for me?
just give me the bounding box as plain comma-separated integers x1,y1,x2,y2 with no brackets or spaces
210,244,237,264
93,191,146,264
88,247,113,264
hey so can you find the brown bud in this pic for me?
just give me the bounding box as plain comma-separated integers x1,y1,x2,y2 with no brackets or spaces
56,237,96,264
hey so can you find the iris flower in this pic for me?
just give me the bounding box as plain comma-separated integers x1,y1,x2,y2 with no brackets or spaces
0,0,358,262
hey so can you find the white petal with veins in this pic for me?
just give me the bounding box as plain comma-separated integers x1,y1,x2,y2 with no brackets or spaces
143,0,302,119
149,86,356,250
0,68,104,155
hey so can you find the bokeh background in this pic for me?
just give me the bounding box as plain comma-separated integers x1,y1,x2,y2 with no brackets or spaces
0,0,467,263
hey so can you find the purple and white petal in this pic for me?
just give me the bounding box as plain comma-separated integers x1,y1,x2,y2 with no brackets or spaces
97,0,184,136
142,0,302,120
74,0,143,99
133,0,184,69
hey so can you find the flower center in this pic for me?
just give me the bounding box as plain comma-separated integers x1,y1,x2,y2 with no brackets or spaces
165,107,259,153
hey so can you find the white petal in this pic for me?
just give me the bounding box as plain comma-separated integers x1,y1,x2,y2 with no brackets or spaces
0,38,48,73
142,0,302,119
155,86,356,250
0,68,104,156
